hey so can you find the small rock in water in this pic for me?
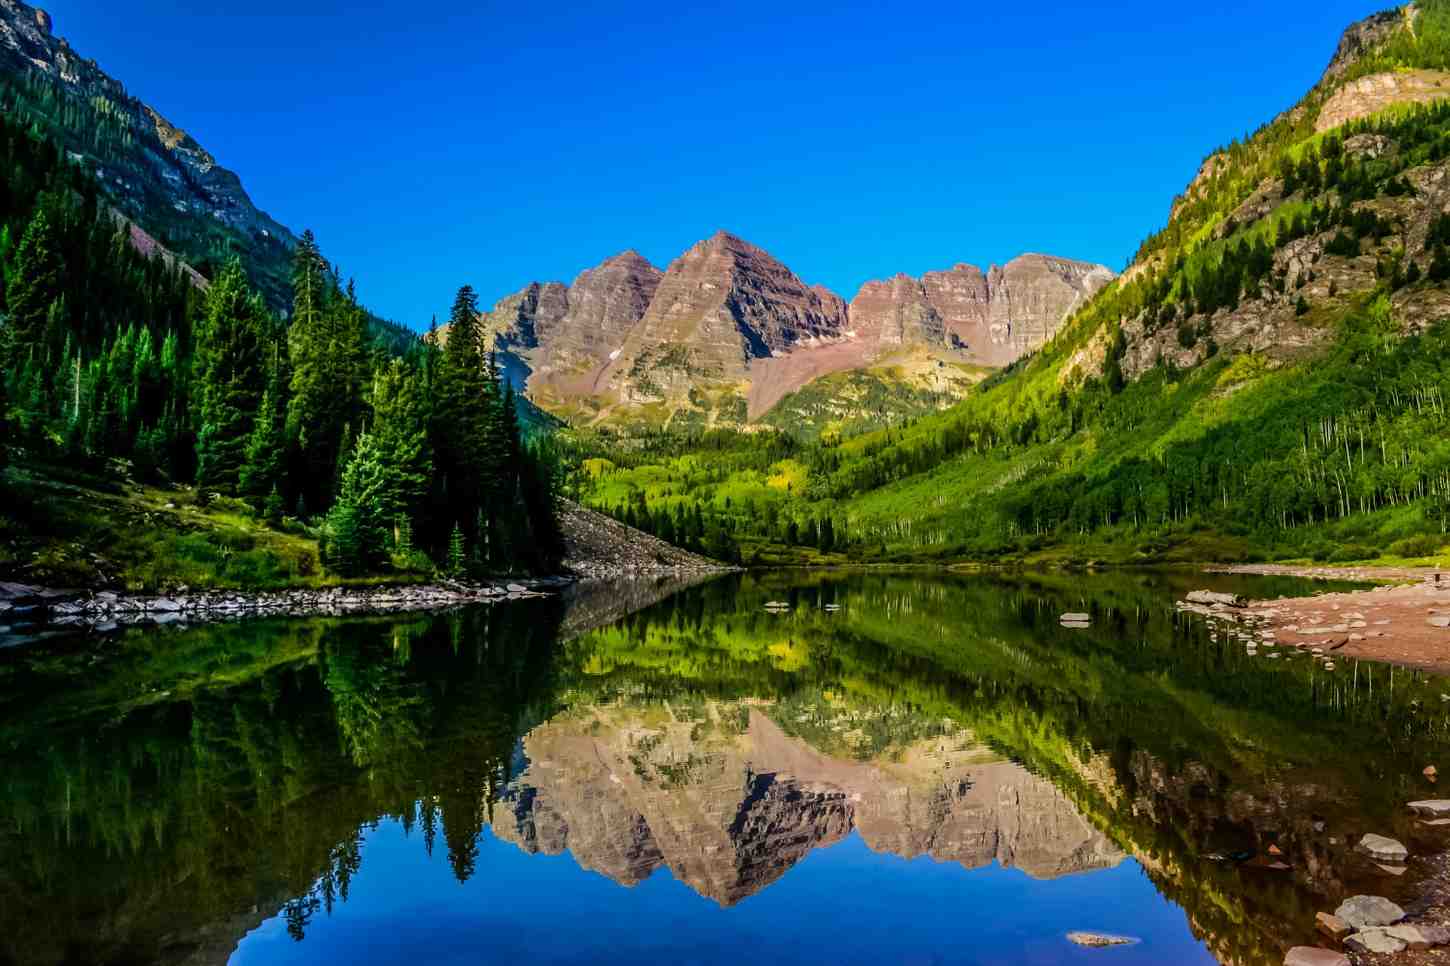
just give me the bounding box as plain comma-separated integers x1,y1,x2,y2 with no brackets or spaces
1426,764,1439,782
1065,932,1138,948
1357,833,1409,862
1345,929,1408,955
1335,894,1406,929
1186,590,1244,607
1407,799,1450,817
1384,924,1450,949
1315,912,1352,941
1284,947,1349,966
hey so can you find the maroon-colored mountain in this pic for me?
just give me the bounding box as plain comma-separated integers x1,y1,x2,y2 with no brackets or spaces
471,232,1113,425
599,231,851,406
849,256,1115,367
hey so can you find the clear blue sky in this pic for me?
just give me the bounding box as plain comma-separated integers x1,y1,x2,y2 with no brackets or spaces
48,0,1382,327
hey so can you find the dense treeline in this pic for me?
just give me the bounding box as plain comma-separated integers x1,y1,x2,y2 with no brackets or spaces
0,112,560,577
558,426,858,563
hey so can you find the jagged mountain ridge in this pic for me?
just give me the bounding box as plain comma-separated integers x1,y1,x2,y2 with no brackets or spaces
0,0,298,308
473,228,1112,426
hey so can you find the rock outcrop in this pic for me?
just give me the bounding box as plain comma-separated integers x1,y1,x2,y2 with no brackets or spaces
1316,69,1450,133
476,253,665,401
849,273,951,349
847,256,1112,366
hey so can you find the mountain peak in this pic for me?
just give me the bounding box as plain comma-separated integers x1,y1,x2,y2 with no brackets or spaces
1320,5,1409,86
599,249,657,272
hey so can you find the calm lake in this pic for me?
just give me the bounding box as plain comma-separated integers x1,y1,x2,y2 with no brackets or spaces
3,570,1449,965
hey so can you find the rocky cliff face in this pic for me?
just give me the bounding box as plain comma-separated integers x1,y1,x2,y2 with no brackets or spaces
474,251,663,404
546,251,662,374
0,0,297,305
493,702,1122,904
601,231,851,405
849,255,1113,367
474,232,1112,426
1316,69,1450,133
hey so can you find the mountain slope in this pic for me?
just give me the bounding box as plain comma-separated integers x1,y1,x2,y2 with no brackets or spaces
571,0,1450,566
824,0,1450,560
0,0,297,307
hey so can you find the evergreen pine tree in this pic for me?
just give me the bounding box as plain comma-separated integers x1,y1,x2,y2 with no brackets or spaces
370,357,432,537
431,286,491,553
3,203,63,370
194,259,267,493
286,232,365,512
264,483,286,524
239,385,284,508
325,430,388,576
447,523,467,577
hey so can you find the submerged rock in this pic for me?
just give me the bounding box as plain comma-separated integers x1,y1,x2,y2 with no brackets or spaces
1383,924,1450,949
1065,932,1138,948
1284,948,1349,966
1345,928,1408,954
1335,894,1405,929
1186,590,1245,607
1408,799,1450,817
1357,833,1409,862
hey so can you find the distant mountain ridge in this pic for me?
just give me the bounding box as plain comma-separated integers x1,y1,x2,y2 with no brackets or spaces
473,229,1112,427
0,0,297,307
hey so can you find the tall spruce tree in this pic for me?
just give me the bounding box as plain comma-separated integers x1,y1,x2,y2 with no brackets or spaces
194,259,267,494
370,357,432,545
3,203,63,369
431,285,490,555
326,430,388,576
287,232,365,512
239,385,284,508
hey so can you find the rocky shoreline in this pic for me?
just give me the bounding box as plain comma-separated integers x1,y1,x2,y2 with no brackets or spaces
0,577,570,643
1188,567,1450,676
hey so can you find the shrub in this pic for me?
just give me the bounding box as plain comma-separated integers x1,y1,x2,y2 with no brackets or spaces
1391,534,1442,558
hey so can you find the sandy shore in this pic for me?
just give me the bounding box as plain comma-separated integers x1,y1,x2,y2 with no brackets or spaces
1209,564,1450,675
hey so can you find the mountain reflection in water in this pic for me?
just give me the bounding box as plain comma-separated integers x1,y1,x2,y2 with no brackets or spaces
2,570,1448,966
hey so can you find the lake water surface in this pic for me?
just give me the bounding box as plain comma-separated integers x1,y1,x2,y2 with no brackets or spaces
3,570,1449,965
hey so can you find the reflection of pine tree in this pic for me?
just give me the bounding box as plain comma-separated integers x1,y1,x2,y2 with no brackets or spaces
283,895,321,942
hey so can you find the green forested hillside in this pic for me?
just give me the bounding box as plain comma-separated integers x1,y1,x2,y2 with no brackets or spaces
567,1,1450,565
0,111,560,587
